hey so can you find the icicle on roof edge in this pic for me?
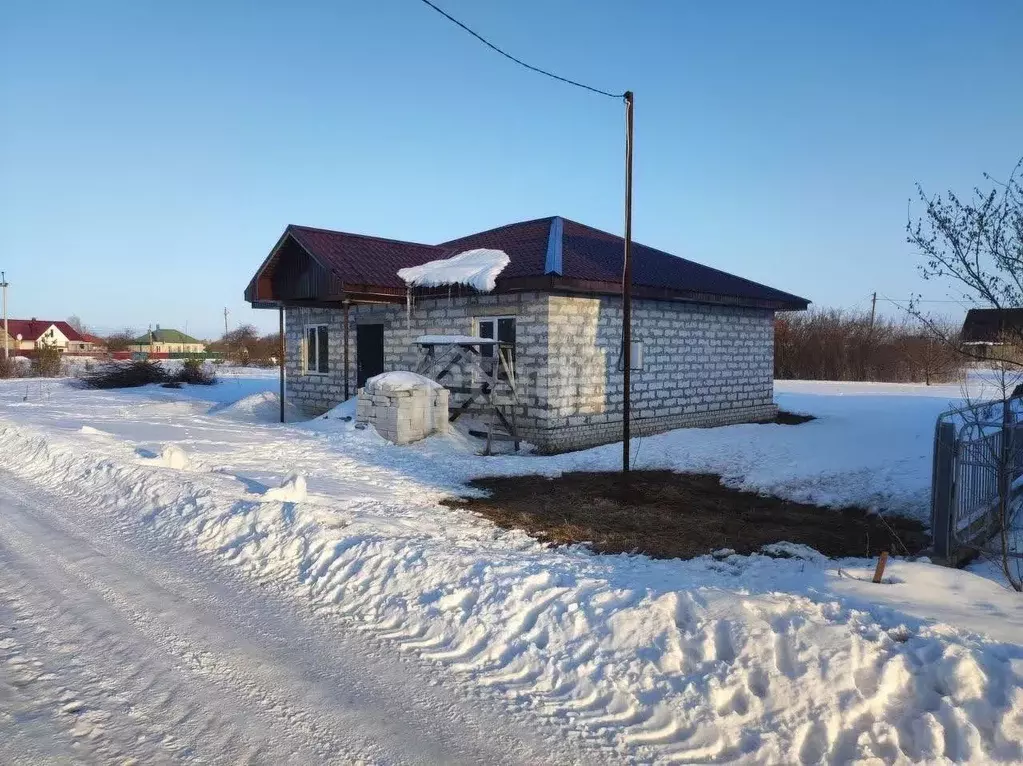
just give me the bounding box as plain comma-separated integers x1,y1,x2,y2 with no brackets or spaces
397,248,510,293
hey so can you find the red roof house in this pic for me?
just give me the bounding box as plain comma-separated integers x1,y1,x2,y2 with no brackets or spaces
5,319,84,351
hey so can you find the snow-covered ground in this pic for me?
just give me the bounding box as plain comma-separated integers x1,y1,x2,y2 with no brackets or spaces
1,371,1021,764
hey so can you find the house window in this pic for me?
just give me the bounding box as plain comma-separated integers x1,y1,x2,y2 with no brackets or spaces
305,324,329,374
477,316,516,378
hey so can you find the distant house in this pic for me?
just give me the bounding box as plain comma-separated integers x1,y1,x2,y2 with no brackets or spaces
0,327,16,354
961,308,1023,357
4,319,84,352
129,328,206,355
244,216,809,452
77,333,107,353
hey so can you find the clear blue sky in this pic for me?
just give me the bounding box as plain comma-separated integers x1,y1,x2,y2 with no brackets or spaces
2,0,1020,339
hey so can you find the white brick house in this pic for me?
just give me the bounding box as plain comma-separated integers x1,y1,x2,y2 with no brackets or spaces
245,217,808,452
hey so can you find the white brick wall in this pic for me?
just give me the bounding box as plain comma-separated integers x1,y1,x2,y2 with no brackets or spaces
284,293,776,451
540,296,776,451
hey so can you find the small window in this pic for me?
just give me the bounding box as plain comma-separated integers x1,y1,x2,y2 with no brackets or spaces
477,316,516,378
305,324,329,374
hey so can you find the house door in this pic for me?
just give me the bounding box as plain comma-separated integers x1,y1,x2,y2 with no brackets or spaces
356,324,385,387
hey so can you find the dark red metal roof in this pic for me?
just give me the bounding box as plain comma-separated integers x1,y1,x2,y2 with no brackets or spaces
438,217,552,279
5,319,84,343
252,217,809,309
287,225,446,288
558,218,808,307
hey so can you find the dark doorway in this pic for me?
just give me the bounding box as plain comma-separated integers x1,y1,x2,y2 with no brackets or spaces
357,324,385,386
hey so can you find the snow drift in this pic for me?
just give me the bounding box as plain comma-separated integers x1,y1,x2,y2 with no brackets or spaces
137,444,191,470
212,391,298,423
398,249,509,293
262,473,308,503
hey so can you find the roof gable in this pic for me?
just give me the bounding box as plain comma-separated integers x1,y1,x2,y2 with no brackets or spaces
287,225,446,288
5,319,83,342
961,308,1023,343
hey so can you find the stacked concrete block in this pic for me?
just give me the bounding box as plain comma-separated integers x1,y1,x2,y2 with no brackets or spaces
355,375,449,445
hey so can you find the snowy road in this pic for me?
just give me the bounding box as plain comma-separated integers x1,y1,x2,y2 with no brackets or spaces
0,477,602,765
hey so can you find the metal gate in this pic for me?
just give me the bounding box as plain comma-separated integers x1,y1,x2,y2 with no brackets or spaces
932,399,1023,565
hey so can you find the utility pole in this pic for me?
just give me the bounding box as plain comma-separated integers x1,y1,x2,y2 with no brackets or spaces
622,91,634,474
869,292,877,332
223,307,230,336
1,271,9,361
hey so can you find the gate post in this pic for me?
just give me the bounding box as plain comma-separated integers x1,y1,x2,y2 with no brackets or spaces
931,420,956,564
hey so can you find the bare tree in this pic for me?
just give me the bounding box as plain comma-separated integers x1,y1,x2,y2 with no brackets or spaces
908,158,1023,589
900,315,963,386
104,328,137,353
66,315,87,334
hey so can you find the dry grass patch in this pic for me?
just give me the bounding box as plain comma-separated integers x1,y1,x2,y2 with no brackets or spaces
444,471,927,560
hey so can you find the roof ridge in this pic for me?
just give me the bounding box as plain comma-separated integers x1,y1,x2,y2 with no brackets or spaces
288,224,440,250
439,215,557,245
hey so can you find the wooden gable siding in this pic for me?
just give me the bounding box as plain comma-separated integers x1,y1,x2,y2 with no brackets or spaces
266,236,342,301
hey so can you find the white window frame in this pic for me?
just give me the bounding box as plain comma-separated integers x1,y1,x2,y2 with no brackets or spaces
475,315,516,379
304,323,330,375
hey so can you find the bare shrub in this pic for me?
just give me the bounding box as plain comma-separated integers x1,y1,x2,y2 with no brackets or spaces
82,360,169,389
775,308,963,383
209,324,280,366
81,359,217,389
103,329,136,353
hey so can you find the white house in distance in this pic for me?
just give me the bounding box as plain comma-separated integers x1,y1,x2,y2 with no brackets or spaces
5,319,85,352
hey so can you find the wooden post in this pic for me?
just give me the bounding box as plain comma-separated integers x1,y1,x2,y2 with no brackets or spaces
343,301,350,400
278,305,285,423
622,90,634,474
872,551,889,583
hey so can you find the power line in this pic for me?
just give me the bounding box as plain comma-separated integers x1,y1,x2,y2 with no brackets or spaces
416,0,624,99
880,298,972,304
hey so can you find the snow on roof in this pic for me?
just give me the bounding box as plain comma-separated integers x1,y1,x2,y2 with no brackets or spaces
397,248,510,293
415,334,500,346
365,371,444,393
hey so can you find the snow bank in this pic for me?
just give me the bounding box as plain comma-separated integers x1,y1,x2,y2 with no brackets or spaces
263,473,307,503
365,371,443,393
212,391,298,423
398,249,509,293
140,444,190,470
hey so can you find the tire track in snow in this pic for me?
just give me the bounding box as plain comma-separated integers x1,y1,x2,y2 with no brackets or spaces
0,479,607,765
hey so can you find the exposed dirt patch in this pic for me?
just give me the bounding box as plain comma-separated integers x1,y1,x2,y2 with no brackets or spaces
443,470,927,560
772,410,816,425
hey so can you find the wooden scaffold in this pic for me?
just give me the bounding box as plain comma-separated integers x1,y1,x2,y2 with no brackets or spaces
413,335,520,454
